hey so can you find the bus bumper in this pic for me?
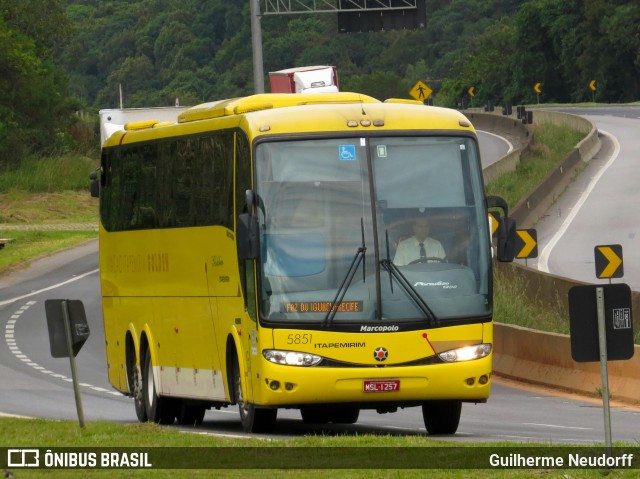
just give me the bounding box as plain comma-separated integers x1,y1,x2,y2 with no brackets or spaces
251,354,492,407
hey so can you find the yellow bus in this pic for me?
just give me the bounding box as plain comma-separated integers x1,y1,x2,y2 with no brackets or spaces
92,92,515,433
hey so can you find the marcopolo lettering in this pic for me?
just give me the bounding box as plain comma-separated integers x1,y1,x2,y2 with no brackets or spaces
360,325,399,332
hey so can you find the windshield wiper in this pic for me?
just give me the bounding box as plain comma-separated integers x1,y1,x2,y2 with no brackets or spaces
323,219,366,327
380,259,439,326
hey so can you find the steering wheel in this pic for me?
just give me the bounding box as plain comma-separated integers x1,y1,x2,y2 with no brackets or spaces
409,257,446,265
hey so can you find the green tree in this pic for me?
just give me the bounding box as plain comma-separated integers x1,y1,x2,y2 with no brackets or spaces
577,0,640,102
0,1,74,164
458,20,517,106
342,70,404,101
97,55,157,108
53,0,640,114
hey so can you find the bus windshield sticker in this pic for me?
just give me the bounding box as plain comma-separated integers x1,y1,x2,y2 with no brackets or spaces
377,145,387,158
338,145,356,161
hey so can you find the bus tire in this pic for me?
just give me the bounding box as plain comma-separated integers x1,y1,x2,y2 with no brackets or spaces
142,348,176,425
300,407,331,424
422,400,462,435
331,408,359,424
176,402,206,426
132,362,147,422
232,356,277,433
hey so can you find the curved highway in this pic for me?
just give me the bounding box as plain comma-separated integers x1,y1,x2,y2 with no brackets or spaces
531,106,640,291
1,122,639,444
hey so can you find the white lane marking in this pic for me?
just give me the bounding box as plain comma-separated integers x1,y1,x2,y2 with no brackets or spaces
523,422,593,430
538,130,620,273
3,297,122,400
478,129,514,154
0,269,99,307
497,434,598,444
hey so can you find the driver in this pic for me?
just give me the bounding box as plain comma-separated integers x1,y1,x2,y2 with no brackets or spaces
393,216,446,266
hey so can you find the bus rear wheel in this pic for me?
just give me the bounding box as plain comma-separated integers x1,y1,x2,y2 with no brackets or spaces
176,402,206,426
132,362,147,422
142,348,176,425
422,400,462,434
232,356,277,433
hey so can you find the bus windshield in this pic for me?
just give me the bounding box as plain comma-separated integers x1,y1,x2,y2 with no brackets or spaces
254,136,491,326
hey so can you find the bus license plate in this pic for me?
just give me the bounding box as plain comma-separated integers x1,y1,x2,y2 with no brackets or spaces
363,379,400,393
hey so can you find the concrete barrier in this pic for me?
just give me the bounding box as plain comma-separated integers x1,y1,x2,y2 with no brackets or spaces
494,322,640,405
470,109,638,405
493,261,640,404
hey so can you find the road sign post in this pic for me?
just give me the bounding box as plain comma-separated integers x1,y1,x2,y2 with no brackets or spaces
595,287,612,454
45,299,90,429
568,283,633,456
534,83,541,104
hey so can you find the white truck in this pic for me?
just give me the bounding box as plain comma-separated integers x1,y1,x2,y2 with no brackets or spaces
268,65,339,94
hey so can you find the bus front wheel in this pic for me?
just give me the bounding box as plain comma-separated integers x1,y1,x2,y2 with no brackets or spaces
422,400,462,434
232,356,277,433
142,348,176,425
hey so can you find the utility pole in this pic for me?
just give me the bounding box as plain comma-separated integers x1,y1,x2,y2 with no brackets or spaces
250,0,265,93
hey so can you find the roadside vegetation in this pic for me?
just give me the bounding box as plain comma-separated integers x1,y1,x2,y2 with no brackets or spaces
0,152,99,274
1,418,638,478
485,122,585,208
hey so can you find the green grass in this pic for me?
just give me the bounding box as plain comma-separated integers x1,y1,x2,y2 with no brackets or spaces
493,265,569,335
1,418,637,478
0,153,98,193
485,122,585,208
0,153,99,275
0,190,98,224
0,230,96,273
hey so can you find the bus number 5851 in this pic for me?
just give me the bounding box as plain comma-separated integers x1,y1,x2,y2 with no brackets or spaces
287,334,312,345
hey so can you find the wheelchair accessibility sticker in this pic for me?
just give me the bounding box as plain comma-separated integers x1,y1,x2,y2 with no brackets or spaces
339,144,356,161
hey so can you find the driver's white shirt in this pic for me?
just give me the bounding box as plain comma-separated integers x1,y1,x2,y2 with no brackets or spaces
393,236,446,266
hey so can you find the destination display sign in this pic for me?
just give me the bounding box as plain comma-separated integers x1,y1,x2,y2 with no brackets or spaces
283,301,363,314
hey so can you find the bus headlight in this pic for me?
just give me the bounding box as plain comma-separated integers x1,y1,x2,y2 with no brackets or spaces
438,343,492,363
263,350,323,366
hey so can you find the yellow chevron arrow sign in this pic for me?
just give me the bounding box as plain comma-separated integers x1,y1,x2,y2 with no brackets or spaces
488,212,500,236
595,245,623,279
515,229,537,259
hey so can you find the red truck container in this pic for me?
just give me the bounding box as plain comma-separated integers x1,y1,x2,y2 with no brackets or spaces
269,65,339,94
